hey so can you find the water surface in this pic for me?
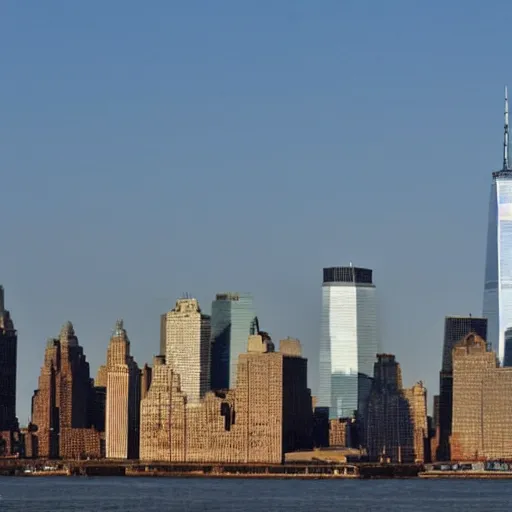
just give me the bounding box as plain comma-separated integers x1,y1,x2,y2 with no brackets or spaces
0,476,510,511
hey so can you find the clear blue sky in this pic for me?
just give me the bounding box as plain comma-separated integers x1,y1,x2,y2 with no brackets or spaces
2,0,510,421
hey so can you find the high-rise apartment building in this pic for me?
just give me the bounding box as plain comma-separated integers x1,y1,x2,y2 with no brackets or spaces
438,316,487,461
165,298,211,404
318,266,378,419
483,87,512,364
0,286,18,433
31,322,101,459
105,320,141,459
210,293,257,389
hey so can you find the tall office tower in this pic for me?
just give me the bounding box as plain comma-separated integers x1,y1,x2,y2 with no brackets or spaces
451,332,512,461
234,335,313,462
403,382,428,464
0,286,18,433
318,266,378,419
31,322,101,458
210,293,257,389
105,320,141,459
366,354,411,462
165,298,211,404
366,354,428,463
438,316,487,461
483,87,512,364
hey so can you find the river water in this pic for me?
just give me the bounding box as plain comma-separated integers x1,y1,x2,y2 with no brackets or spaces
0,476,510,511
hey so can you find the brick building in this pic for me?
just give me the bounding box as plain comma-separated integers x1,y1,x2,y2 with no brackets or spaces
140,334,312,463
31,322,101,459
451,332,512,460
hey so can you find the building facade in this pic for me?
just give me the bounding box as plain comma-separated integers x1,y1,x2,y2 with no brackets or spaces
483,88,512,364
451,332,512,460
105,320,141,459
438,316,487,460
366,354,427,463
165,298,211,404
0,286,18,434
140,334,312,463
31,322,101,459
210,293,257,389
403,382,428,463
318,266,378,419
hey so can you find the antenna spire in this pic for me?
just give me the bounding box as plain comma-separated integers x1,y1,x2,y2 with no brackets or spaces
504,85,509,170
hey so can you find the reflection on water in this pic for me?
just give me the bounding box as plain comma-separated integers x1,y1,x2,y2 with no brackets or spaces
1,476,512,511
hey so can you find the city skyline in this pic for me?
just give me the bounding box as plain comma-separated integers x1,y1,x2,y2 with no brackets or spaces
4,1,511,425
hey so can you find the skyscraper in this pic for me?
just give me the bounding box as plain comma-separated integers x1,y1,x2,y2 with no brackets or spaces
318,266,378,419
437,316,487,461
451,332,512,461
483,87,512,364
210,293,257,389
366,354,413,463
31,322,101,459
105,320,141,459
0,286,18,432
165,298,211,404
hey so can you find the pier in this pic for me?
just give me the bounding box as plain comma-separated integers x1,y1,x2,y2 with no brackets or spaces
0,459,422,479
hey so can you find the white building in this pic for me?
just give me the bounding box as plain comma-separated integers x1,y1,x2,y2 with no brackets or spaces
165,298,211,403
318,266,378,419
483,87,512,365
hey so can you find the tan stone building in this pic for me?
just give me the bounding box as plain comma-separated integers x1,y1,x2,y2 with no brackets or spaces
31,322,101,459
451,333,512,460
105,320,141,459
165,299,211,404
329,418,353,447
139,334,312,463
403,382,428,463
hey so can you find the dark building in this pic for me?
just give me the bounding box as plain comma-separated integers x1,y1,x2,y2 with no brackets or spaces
0,286,18,434
432,395,440,429
504,327,512,367
438,316,487,461
159,313,166,357
366,354,414,462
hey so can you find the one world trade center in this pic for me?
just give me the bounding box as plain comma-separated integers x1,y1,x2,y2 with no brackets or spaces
483,87,512,365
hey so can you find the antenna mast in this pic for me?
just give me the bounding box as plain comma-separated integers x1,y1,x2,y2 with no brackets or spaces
504,86,509,170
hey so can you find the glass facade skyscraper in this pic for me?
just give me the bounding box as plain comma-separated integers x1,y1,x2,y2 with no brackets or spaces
318,266,378,420
210,293,257,390
483,88,512,365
